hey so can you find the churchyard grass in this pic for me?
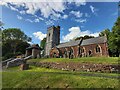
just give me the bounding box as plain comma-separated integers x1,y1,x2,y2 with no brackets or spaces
28,57,119,64
2,57,119,88
2,66,119,88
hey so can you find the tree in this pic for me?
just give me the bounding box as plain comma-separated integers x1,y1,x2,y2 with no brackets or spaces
99,29,112,56
2,28,31,42
99,29,110,39
40,38,46,49
108,17,120,57
2,28,31,60
75,35,94,40
40,38,46,57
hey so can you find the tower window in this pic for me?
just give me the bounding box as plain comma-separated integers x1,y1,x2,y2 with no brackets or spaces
48,33,50,41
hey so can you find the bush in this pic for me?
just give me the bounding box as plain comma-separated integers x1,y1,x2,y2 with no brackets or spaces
2,53,15,61
2,52,24,61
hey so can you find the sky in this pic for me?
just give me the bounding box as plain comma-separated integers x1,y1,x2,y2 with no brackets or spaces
0,0,119,45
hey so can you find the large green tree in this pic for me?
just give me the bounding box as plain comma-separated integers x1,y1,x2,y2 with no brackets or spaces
2,28,31,60
2,28,31,42
99,17,120,57
109,17,120,57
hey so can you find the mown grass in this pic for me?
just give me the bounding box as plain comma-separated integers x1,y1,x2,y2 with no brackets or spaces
2,66,119,88
28,57,119,64
4,66,120,76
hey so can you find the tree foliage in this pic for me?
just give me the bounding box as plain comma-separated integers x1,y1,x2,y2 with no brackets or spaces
99,17,120,57
2,28,31,60
40,38,46,49
2,28,31,42
99,29,110,39
108,17,120,56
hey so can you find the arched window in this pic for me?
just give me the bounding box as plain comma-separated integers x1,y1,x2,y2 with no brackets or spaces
81,47,84,53
96,45,101,53
78,47,85,54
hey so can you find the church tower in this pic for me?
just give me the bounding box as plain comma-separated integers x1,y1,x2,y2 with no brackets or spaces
45,26,60,56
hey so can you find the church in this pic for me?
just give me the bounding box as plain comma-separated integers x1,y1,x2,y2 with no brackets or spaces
45,26,109,58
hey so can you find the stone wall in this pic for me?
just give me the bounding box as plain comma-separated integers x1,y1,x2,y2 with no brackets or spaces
6,55,32,68
28,62,119,73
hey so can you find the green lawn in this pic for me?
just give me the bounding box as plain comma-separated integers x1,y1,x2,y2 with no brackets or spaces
28,57,119,64
2,66,119,88
2,57,120,88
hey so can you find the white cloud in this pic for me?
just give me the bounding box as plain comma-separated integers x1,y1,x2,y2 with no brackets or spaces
62,26,99,42
75,19,87,23
19,11,26,14
19,2,65,19
17,15,23,20
90,32,99,37
17,15,43,23
66,0,86,6
34,18,40,22
25,19,33,23
70,11,83,18
2,1,67,22
45,20,54,25
2,1,87,20
33,31,46,41
62,14,68,19
90,5,98,15
9,5,19,11
90,5,95,13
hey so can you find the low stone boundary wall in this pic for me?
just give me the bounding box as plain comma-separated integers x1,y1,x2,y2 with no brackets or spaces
5,55,32,68
28,62,120,73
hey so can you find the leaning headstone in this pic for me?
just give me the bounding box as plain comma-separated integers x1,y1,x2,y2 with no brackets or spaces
20,63,29,70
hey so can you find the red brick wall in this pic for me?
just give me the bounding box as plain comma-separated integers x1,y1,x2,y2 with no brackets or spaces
81,43,109,57
50,42,109,58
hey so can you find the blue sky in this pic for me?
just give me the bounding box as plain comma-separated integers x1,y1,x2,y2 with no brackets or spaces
1,1,119,45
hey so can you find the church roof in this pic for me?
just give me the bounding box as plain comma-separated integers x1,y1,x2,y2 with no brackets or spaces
56,36,107,48
26,44,42,50
56,39,82,48
81,36,107,46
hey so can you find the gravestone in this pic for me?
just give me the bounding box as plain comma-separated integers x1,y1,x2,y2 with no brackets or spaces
20,63,29,70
